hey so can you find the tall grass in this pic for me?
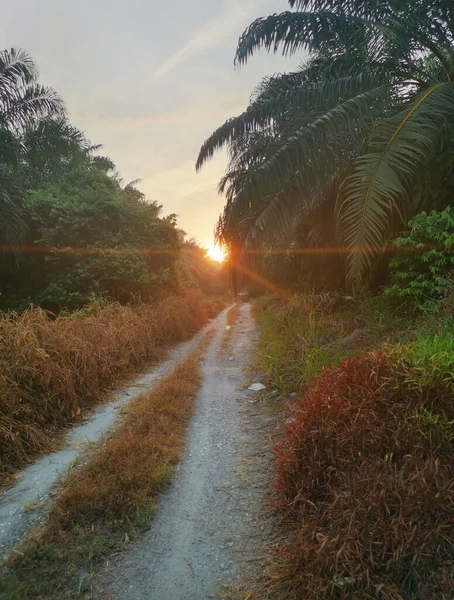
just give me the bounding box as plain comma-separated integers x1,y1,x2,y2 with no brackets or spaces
253,296,357,394
0,289,225,480
1,339,207,599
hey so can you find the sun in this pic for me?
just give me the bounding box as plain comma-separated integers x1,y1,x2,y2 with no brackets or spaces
206,243,227,263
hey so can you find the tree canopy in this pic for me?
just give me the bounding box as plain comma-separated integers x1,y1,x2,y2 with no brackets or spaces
197,0,454,288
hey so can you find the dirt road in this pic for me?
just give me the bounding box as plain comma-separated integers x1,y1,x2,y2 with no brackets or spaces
101,302,270,600
0,315,222,556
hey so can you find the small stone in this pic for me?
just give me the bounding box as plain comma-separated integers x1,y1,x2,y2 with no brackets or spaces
248,382,266,392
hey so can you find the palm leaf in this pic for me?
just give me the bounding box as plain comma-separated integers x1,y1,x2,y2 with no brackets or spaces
196,67,391,170
236,84,394,206
235,11,374,65
288,1,392,20
0,185,24,246
339,81,454,282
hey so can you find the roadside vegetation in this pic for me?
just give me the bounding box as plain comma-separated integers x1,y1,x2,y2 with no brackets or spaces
251,288,453,599
0,290,225,483
0,338,208,599
0,48,228,484
196,1,454,598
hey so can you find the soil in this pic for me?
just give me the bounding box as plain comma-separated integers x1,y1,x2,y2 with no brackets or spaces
99,303,277,600
0,313,225,557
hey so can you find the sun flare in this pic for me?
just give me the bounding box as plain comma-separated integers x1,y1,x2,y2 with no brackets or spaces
206,243,226,263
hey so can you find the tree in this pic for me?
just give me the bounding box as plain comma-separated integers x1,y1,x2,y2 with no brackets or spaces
197,0,454,285
0,48,65,245
0,168,181,310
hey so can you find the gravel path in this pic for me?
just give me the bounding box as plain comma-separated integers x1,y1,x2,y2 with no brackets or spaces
0,311,228,557
101,302,268,600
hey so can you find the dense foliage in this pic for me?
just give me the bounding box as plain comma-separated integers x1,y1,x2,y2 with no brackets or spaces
0,48,225,311
1,169,180,310
197,0,454,290
385,207,454,310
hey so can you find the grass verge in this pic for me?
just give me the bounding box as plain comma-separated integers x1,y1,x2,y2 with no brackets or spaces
0,335,209,599
0,289,226,481
252,294,415,396
249,295,454,600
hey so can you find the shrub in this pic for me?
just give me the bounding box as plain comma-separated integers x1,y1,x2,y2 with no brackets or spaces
0,289,224,480
272,346,454,599
385,207,454,311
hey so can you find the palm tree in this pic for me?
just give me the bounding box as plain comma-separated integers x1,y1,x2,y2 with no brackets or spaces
0,48,65,244
197,0,454,284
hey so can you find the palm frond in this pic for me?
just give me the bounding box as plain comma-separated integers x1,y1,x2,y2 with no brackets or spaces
0,185,24,245
288,1,392,20
2,85,65,131
236,84,394,207
0,48,37,89
339,81,454,282
196,66,391,170
235,11,372,65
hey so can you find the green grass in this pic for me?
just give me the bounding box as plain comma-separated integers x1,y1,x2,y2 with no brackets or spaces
252,293,444,397
253,296,363,394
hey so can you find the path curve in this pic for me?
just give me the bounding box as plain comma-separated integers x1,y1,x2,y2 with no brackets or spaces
101,302,260,600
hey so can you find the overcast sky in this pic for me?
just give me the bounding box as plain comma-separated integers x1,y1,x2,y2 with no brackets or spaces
1,0,302,247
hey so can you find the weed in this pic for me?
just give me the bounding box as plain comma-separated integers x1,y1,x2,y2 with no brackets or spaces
253,296,359,394
0,289,225,481
0,338,208,599
269,349,454,599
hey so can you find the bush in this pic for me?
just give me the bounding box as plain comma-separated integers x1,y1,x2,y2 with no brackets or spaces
0,289,224,480
385,208,454,311
0,168,181,311
271,344,454,599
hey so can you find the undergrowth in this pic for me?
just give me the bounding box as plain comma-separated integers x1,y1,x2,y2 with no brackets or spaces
252,294,454,600
252,294,407,395
0,289,226,481
0,337,208,599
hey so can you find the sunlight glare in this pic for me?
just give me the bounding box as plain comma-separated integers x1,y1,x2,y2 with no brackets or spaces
206,243,226,263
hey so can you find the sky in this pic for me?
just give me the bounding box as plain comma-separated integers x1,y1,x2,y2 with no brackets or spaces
1,0,302,248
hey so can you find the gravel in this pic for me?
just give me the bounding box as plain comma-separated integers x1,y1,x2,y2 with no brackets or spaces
100,303,267,600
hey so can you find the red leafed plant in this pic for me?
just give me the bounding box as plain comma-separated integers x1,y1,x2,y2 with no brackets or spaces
271,351,454,599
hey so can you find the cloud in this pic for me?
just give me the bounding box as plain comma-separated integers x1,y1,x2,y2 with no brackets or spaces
152,1,258,81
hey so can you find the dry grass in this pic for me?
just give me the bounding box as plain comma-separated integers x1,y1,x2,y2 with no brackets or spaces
1,337,208,599
226,302,242,328
268,351,454,600
0,289,225,481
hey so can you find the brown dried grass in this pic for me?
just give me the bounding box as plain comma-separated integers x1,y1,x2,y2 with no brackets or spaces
0,289,224,481
1,338,207,599
269,352,454,600
51,342,205,526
